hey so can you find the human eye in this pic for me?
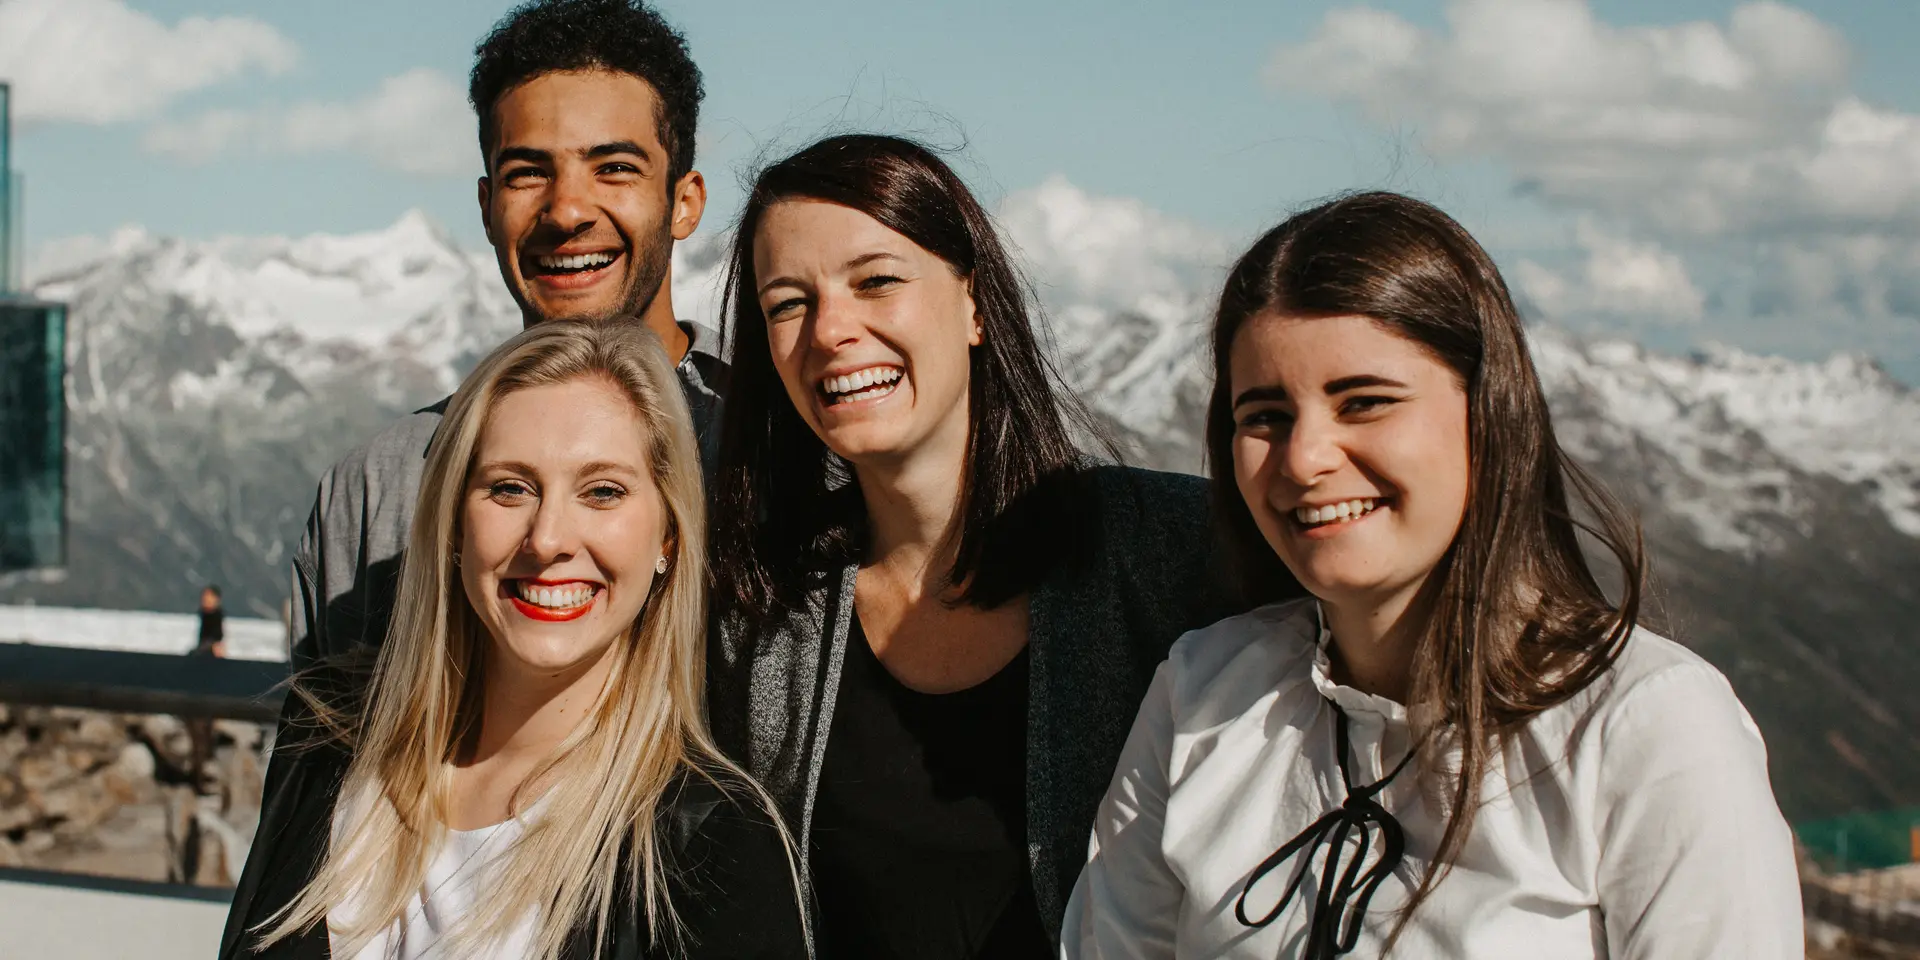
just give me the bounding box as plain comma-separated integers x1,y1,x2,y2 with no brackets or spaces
763,296,807,321
1341,395,1400,417
583,483,628,507
1236,406,1293,431
858,274,903,290
500,165,547,187
598,161,640,178
487,479,534,502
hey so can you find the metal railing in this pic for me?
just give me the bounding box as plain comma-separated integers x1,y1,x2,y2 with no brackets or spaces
0,643,289,720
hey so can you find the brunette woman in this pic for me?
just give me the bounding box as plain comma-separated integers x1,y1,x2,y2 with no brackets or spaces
1063,192,1801,959
705,134,1238,958
220,322,808,959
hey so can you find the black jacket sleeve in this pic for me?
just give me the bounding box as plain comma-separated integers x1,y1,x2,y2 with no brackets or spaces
219,674,355,959
647,775,811,960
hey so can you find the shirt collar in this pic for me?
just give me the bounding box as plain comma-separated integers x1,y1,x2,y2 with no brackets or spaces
680,319,722,361
676,320,730,393
1308,600,1409,723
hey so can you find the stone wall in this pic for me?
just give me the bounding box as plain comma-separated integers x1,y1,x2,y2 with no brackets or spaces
0,704,267,886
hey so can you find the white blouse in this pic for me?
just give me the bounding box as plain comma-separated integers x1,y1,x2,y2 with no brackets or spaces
1062,599,1802,959
330,805,537,960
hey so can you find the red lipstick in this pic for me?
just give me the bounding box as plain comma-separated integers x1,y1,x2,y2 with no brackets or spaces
510,596,594,621
507,579,599,622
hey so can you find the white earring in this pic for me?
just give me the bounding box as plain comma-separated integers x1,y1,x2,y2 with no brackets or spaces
655,555,668,574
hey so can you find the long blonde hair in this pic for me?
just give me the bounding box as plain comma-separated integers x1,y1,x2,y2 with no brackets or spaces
259,320,803,957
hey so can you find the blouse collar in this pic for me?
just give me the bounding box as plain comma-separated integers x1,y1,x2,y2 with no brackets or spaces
1308,600,1409,724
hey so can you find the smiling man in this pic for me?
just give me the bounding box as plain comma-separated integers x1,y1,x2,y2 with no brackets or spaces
285,0,721,665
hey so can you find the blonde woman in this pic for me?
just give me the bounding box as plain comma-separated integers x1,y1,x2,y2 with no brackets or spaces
219,321,809,959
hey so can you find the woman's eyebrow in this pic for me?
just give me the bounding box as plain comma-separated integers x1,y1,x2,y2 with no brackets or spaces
574,460,640,478
474,459,537,475
758,251,906,296
1233,384,1289,408
1324,374,1410,394
1233,375,1411,408
844,251,903,270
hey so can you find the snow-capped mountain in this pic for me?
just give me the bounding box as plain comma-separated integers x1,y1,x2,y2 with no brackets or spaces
5,213,521,621
36,210,520,411
7,193,1918,820
1534,333,1920,551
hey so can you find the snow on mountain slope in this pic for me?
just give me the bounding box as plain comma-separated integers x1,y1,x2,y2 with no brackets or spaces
32,210,521,407
1534,329,1920,551
1000,177,1229,469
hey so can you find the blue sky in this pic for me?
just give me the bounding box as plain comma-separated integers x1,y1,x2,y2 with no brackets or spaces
6,0,1920,380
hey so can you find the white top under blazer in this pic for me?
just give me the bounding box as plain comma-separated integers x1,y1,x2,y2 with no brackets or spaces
331,804,538,960
1061,599,1803,959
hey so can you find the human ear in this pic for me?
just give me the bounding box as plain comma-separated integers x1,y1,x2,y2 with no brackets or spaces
670,171,707,242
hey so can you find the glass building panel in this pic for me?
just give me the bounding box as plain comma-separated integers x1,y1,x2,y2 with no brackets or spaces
0,298,66,570
0,82,13,293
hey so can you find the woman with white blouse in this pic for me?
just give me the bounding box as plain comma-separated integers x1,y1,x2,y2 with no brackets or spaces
1062,192,1802,959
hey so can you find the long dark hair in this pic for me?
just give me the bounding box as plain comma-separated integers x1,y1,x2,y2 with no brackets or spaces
711,134,1101,632
1206,191,1645,932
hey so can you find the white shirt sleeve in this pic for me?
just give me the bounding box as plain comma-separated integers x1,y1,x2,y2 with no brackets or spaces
1061,662,1183,960
1594,663,1804,959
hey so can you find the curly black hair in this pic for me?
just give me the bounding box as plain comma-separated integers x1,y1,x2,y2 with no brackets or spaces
469,0,704,186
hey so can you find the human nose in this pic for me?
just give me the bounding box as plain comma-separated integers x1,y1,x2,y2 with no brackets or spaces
523,492,580,565
543,167,598,237
1279,410,1344,487
807,287,862,352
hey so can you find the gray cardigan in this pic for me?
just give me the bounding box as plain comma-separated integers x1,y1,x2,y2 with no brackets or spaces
708,464,1238,943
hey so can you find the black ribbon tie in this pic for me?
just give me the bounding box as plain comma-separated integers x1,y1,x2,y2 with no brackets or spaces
1233,703,1415,959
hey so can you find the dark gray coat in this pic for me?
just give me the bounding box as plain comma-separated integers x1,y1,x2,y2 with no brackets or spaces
708,464,1240,944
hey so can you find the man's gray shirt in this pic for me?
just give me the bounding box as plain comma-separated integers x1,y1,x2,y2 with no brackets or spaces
288,321,726,666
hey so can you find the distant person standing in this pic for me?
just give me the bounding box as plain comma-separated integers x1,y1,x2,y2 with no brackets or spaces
186,585,226,797
289,0,723,667
192,585,226,658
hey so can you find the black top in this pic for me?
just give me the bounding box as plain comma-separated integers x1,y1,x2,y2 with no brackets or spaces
219,667,807,960
810,617,1051,960
194,607,225,655
707,466,1256,942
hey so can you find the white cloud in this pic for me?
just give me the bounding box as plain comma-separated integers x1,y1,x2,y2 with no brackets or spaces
0,0,296,124
1751,234,1920,322
1270,0,1920,355
1266,0,1885,236
1516,222,1705,323
999,175,1230,315
142,69,477,176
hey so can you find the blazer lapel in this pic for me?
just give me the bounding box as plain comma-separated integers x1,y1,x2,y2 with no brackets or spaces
1024,573,1070,940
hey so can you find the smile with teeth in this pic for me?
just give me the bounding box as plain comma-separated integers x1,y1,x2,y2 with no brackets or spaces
511,579,598,611
1294,498,1380,528
533,251,618,273
820,366,903,405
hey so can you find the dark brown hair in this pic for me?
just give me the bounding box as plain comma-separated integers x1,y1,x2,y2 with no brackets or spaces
710,134,1104,632
1206,191,1645,933
469,0,703,185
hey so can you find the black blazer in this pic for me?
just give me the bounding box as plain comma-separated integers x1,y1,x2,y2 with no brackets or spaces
220,681,808,960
